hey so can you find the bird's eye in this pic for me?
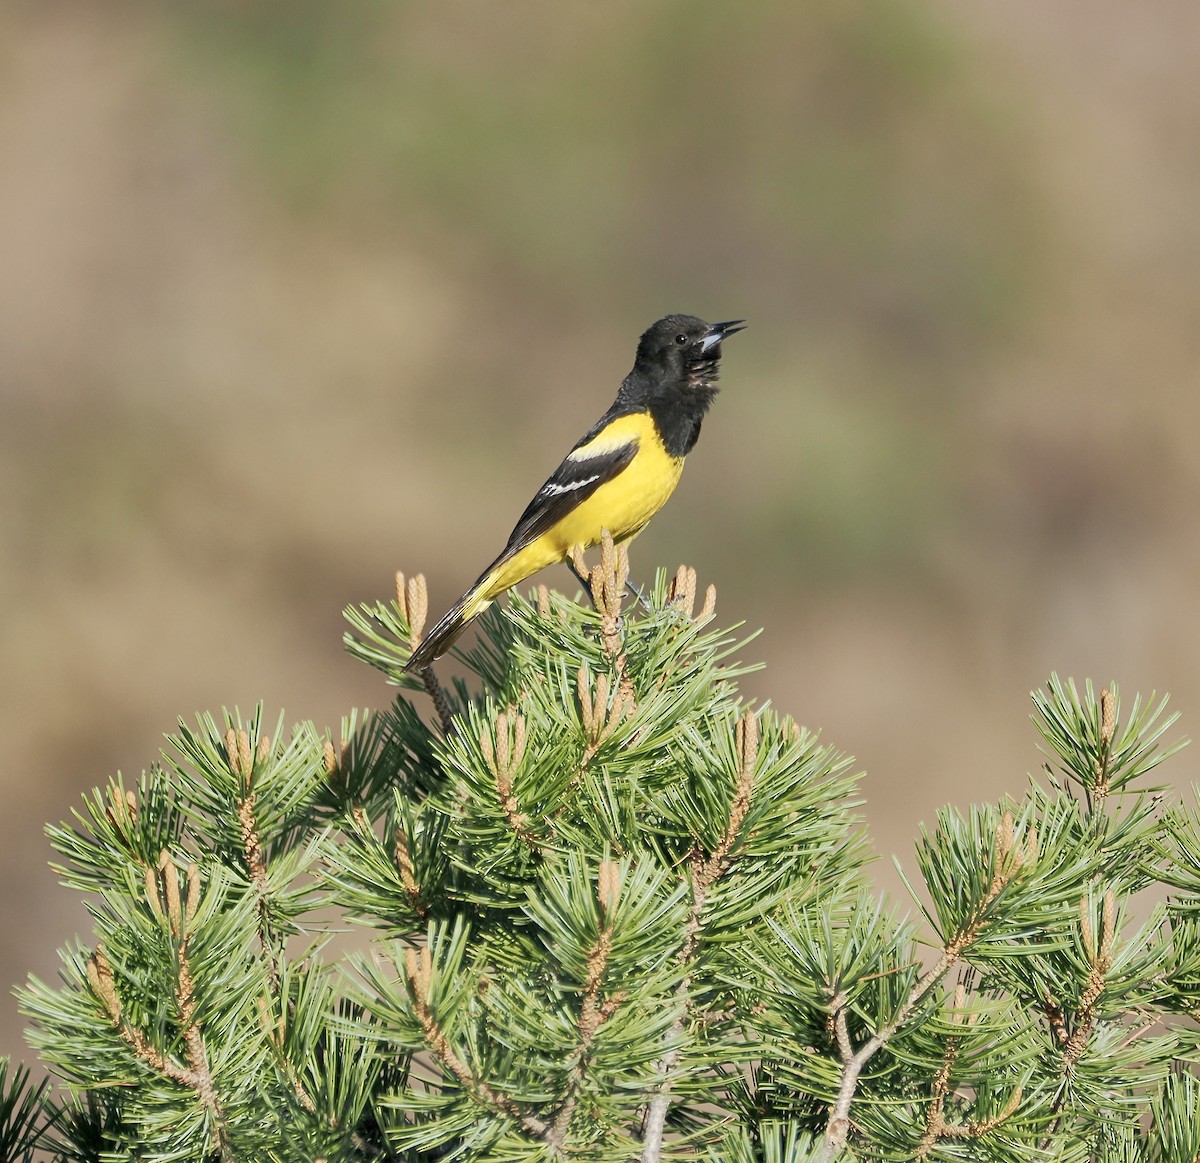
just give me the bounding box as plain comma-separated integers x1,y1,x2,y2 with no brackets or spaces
674,334,688,345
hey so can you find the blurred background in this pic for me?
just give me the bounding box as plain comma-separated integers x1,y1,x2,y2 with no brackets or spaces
2,0,1199,1062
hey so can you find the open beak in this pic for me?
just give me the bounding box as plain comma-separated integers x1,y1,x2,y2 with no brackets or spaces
699,319,747,353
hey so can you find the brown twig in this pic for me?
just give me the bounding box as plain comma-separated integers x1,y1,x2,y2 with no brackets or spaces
89,855,233,1161
822,947,958,1160
914,982,1025,1157
820,814,1037,1161
575,533,636,707
394,827,427,916
1047,890,1115,1116
576,665,634,770
480,711,539,850
549,860,625,1148
1062,892,1114,1063
641,712,759,1163
421,670,456,737
915,986,964,1160
1038,888,1120,1149
404,946,549,1139
695,712,758,888
398,572,456,736
226,728,282,998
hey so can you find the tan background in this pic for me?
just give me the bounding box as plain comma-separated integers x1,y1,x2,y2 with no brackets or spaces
2,1,1198,1064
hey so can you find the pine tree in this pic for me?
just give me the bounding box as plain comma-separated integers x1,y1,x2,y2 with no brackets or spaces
5,537,1199,1161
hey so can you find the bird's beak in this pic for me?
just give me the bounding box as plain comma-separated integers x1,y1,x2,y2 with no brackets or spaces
699,319,747,353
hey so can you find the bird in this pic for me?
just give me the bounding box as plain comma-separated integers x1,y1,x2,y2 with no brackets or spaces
404,314,745,672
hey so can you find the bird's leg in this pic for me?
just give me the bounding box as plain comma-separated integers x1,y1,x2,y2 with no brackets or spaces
625,579,652,612
567,560,594,601
568,560,651,613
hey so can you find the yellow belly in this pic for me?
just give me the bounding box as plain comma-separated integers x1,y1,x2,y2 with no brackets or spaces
479,414,684,601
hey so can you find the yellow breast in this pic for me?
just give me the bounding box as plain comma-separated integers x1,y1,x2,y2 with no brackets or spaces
482,411,684,598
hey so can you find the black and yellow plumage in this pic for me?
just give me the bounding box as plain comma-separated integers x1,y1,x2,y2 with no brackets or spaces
405,314,744,671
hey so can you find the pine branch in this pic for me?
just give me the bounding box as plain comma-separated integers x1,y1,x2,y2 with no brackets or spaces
820,812,1037,1159
573,532,636,706
576,664,634,771
395,571,457,735
1062,891,1116,1066
226,726,284,997
393,825,427,918
403,945,551,1140
548,859,624,1148
1040,890,1118,1143
87,855,234,1162
480,710,541,851
642,710,758,1163
20,556,1199,1161
913,982,1025,1158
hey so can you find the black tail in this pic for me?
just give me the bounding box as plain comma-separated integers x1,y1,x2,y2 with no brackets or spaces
404,568,501,673
405,594,471,672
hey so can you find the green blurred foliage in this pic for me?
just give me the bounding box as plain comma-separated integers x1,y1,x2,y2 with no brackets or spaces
167,2,1035,332
161,0,1043,582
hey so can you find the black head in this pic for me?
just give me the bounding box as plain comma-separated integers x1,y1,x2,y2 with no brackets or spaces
632,314,746,391
618,315,744,457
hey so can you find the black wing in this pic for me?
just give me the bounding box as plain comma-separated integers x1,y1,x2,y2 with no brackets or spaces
498,433,639,558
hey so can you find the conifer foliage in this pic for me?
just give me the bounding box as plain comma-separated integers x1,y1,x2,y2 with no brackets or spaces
7,539,1200,1161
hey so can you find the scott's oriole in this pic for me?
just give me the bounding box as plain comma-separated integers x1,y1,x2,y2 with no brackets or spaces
405,314,744,671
